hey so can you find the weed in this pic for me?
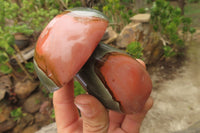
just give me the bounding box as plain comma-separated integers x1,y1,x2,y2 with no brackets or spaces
74,81,86,96
10,107,24,121
101,0,134,32
51,109,55,119
25,62,35,73
49,93,53,99
150,0,196,57
126,42,143,59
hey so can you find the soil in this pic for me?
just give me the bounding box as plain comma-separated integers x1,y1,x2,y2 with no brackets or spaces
141,30,200,133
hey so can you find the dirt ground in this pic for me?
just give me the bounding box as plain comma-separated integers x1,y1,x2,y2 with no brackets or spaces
140,30,200,133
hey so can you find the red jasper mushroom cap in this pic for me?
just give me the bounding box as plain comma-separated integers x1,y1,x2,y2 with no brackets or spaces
99,53,152,113
34,8,108,88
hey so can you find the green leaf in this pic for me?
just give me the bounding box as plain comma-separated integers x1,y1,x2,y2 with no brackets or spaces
182,17,192,24
74,81,86,96
49,93,53,99
0,64,12,74
189,27,196,34
182,26,189,33
25,62,35,73
126,42,143,58
163,45,176,57
0,52,9,64
51,109,55,119
165,22,177,35
10,107,23,121
6,47,15,55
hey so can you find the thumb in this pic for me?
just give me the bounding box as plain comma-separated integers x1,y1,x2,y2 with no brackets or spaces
75,94,109,133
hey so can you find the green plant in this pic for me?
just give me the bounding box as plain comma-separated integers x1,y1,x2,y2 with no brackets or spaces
51,109,55,119
10,107,24,121
0,52,12,74
126,42,143,58
101,0,134,32
67,0,82,8
19,0,60,36
138,8,147,13
74,81,86,96
0,0,63,80
146,0,154,4
0,25,15,75
49,93,53,99
187,0,200,3
163,45,176,57
1,1,34,35
25,62,35,73
0,0,61,41
189,27,196,41
150,0,196,57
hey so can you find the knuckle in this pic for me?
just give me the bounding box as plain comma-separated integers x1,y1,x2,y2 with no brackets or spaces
84,121,109,133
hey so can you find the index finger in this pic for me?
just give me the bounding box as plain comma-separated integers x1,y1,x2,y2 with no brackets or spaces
53,80,80,132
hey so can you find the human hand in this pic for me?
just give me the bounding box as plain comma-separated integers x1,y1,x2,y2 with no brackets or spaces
53,59,153,133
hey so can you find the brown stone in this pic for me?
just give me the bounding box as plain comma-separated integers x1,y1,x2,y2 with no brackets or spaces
0,102,12,123
15,80,39,99
103,27,118,44
22,125,38,133
35,113,51,127
13,113,34,133
0,120,16,132
22,113,34,126
147,40,164,64
0,75,12,101
130,14,151,23
116,23,143,48
23,92,45,114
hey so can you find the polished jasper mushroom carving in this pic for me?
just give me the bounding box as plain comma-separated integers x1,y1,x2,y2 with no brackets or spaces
34,8,152,114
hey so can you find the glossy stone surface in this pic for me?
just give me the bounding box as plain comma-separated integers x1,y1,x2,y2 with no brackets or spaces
76,43,152,113
34,8,108,91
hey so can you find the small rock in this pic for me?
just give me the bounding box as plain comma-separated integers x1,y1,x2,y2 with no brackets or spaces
15,80,39,99
116,23,142,48
0,119,16,132
148,43,164,64
23,92,44,114
101,32,109,41
0,102,12,123
143,39,164,64
13,125,26,133
0,89,6,101
13,113,34,133
39,101,52,114
22,125,38,133
130,14,151,23
35,113,51,127
103,27,118,44
0,75,12,101
22,113,34,126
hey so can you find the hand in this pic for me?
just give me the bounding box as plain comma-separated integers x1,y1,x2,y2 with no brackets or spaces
53,59,153,133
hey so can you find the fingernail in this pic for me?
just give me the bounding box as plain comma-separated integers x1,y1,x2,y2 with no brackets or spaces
75,102,96,117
